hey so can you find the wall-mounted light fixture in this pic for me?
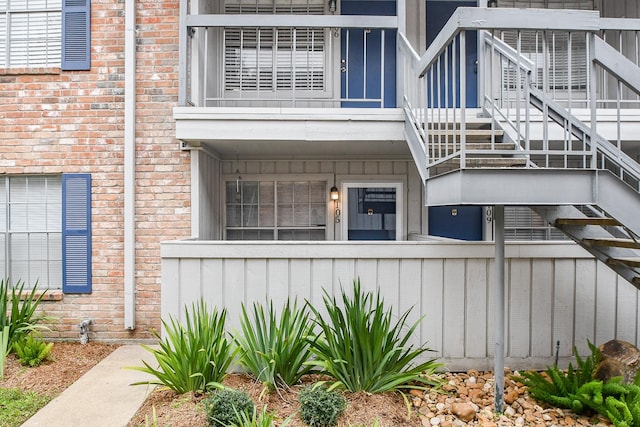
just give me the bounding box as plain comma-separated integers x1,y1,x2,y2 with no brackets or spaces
328,0,337,13
330,186,339,201
330,185,341,223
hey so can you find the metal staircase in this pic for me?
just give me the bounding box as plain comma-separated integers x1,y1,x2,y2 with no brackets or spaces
398,7,640,288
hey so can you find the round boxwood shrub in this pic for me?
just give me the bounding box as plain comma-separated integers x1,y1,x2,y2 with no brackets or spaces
205,388,255,427
298,385,347,427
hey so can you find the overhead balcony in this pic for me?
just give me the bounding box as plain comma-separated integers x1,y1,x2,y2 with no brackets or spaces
175,12,408,157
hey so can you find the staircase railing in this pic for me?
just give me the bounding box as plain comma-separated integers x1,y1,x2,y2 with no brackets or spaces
399,7,640,193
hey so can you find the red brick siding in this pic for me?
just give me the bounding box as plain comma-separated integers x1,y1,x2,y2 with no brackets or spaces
0,0,189,340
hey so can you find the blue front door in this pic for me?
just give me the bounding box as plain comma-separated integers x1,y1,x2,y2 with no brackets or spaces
426,0,478,108
340,0,396,108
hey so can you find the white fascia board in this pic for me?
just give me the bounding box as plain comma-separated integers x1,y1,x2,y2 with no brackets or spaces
187,14,398,29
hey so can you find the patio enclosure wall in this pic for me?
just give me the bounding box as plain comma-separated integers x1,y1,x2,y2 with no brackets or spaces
161,240,639,371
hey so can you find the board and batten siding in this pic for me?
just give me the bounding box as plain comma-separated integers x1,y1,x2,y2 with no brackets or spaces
161,240,640,371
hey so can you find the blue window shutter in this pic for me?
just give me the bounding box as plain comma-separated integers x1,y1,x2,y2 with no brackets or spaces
62,174,92,294
62,0,91,70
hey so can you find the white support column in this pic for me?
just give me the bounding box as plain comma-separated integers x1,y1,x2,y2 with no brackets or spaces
494,204,505,413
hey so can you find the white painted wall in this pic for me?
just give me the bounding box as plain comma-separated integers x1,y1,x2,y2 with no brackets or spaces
161,240,639,371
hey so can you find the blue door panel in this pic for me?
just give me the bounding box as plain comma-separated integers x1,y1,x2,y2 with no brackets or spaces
341,0,396,108
426,1,478,107
429,206,483,241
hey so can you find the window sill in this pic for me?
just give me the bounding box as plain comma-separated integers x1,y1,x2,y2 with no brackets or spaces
0,67,61,76
20,290,63,302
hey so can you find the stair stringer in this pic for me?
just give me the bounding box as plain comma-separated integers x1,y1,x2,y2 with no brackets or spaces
533,205,640,288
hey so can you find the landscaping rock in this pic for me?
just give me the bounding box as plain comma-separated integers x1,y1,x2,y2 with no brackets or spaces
451,402,476,422
594,339,640,383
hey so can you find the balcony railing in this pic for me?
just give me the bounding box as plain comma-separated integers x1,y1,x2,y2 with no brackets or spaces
399,7,640,191
179,14,398,108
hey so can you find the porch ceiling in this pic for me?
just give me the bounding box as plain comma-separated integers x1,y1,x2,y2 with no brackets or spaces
174,107,410,159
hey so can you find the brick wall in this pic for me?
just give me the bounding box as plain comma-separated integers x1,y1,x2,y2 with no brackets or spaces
0,0,190,341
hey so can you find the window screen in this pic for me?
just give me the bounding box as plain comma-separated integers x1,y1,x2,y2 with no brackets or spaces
0,175,62,288
226,180,327,240
0,0,62,68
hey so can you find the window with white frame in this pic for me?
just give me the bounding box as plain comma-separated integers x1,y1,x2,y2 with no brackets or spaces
225,180,327,240
224,0,327,95
0,176,62,289
0,0,62,68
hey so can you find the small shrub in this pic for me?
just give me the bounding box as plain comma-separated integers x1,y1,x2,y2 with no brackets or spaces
206,388,255,427
234,299,316,391
298,385,346,427
130,299,236,394
13,333,53,367
307,278,443,393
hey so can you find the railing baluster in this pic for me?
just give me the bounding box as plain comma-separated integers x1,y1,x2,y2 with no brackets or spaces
460,30,466,169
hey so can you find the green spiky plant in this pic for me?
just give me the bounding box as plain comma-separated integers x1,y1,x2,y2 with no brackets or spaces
306,279,443,394
130,299,236,394
234,299,316,392
515,341,601,414
0,278,49,352
0,278,50,379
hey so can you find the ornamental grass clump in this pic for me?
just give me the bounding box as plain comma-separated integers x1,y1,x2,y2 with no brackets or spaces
307,279,442,393
234,299,316,391
130,299,236,394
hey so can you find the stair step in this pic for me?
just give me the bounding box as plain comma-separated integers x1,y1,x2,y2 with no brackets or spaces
442,157,528,168
583,237,640,249
634,277,640,286
555,217,620,227
608,257,640,268
426,129,504,141
428,142,516,152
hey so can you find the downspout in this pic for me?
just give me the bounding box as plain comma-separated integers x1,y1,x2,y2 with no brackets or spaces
124,0,136,330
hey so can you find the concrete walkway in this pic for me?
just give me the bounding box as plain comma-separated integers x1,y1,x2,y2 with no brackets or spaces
22,345,157,427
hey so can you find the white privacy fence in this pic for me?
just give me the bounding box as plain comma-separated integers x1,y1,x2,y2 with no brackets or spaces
162,240,640,371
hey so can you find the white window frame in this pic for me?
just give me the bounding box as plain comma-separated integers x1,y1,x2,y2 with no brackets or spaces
340,181,404,241
0,175,62,289
0,0,62,68
220,0,334,102
223,175,332,240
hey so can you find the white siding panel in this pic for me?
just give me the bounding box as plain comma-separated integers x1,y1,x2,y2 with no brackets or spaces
378,258,400,309
224,259,246,331
421,259,444,358
466,259,488,358
509,259,531,358
267,258,289,302
442,259,465,358
398,259,423,349
290,258,312,300
245,258,268,303
574,259,596,356
595,264,617,345
616,276,638,343
201,258,225,306
530,259,554,357
180,259,204,314
553,259,576,358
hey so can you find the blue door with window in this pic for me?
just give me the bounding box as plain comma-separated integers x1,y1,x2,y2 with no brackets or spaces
341,0,396,108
